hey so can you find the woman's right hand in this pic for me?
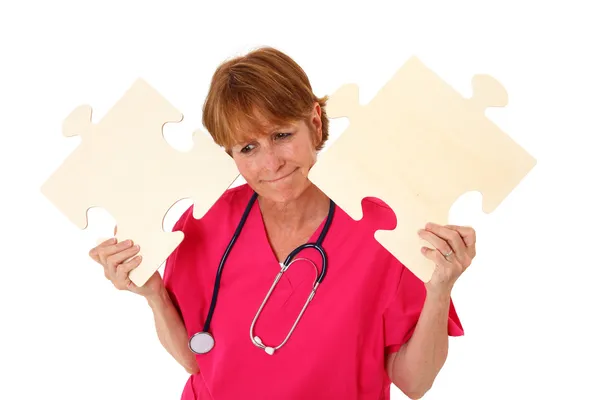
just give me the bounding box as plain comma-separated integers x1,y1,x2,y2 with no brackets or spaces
88,232,164,299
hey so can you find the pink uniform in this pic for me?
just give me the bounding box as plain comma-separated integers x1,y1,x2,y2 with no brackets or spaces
163,183,463,399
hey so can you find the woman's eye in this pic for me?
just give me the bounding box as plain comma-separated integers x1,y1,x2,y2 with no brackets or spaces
240,144,255,153
275,132,291,140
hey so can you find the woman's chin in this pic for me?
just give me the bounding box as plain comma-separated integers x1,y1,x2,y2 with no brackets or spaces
265,186,300,203
259,176,311,203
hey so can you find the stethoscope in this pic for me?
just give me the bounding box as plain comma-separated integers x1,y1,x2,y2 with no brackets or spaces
188,191,335,356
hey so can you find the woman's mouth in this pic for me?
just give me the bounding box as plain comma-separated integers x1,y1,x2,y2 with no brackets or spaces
263,168,297,183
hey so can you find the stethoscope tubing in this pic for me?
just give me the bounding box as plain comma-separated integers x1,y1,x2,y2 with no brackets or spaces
191,191,335,355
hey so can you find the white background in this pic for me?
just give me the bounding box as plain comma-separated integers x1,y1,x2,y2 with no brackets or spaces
1,1,598,399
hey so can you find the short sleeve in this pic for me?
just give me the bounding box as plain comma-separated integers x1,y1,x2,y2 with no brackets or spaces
162,205,193,315
383,266,464,355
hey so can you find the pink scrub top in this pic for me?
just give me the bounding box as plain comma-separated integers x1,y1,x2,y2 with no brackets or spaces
163,183,463,400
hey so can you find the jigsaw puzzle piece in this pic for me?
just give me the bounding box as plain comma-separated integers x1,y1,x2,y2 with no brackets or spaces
177,128,241,221
309,56,536,282
41,79,239,287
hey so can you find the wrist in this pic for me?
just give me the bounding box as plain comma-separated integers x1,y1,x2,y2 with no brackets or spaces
425,284,453,301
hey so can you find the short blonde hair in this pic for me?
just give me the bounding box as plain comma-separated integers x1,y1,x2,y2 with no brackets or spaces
202,46,329,152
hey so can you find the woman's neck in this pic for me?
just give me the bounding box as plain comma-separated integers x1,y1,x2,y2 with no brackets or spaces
257,183,330,233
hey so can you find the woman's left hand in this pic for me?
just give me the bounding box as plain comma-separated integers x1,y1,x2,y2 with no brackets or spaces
418,222,477,295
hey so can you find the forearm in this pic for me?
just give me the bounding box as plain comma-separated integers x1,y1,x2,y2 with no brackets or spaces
391,289,451,398
146,286,200,375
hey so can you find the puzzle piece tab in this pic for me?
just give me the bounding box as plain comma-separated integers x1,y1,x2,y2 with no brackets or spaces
309,56,536,282
41,79,240,286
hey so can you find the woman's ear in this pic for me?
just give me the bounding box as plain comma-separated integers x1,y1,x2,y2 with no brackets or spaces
312,102,323,145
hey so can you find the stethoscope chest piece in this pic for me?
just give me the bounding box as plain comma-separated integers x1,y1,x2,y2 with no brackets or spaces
189,331,215,354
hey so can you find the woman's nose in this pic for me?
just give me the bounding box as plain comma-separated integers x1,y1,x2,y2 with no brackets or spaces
262,146,285,171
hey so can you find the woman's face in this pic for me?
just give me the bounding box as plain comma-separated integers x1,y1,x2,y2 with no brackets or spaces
230,103,322,203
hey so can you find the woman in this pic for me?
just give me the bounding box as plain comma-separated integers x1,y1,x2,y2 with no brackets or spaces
89,46,476,400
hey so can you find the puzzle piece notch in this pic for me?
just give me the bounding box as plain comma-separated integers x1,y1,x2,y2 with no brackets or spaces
309,56,536,282
41,78,240,287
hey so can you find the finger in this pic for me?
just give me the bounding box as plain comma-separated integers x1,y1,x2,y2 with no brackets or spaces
98,239,134,265
420,246,448,266
106,244,140,273
104,243,136,280
418,229,453,256
425,223,467,254
89,248,100,264
98,237,117,247
89,238,117,263
121,255,142,273
445,225,476,260
116,255,143,289
445,225,476,247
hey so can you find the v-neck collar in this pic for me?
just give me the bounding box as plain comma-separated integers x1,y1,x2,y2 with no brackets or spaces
249,191,331,267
